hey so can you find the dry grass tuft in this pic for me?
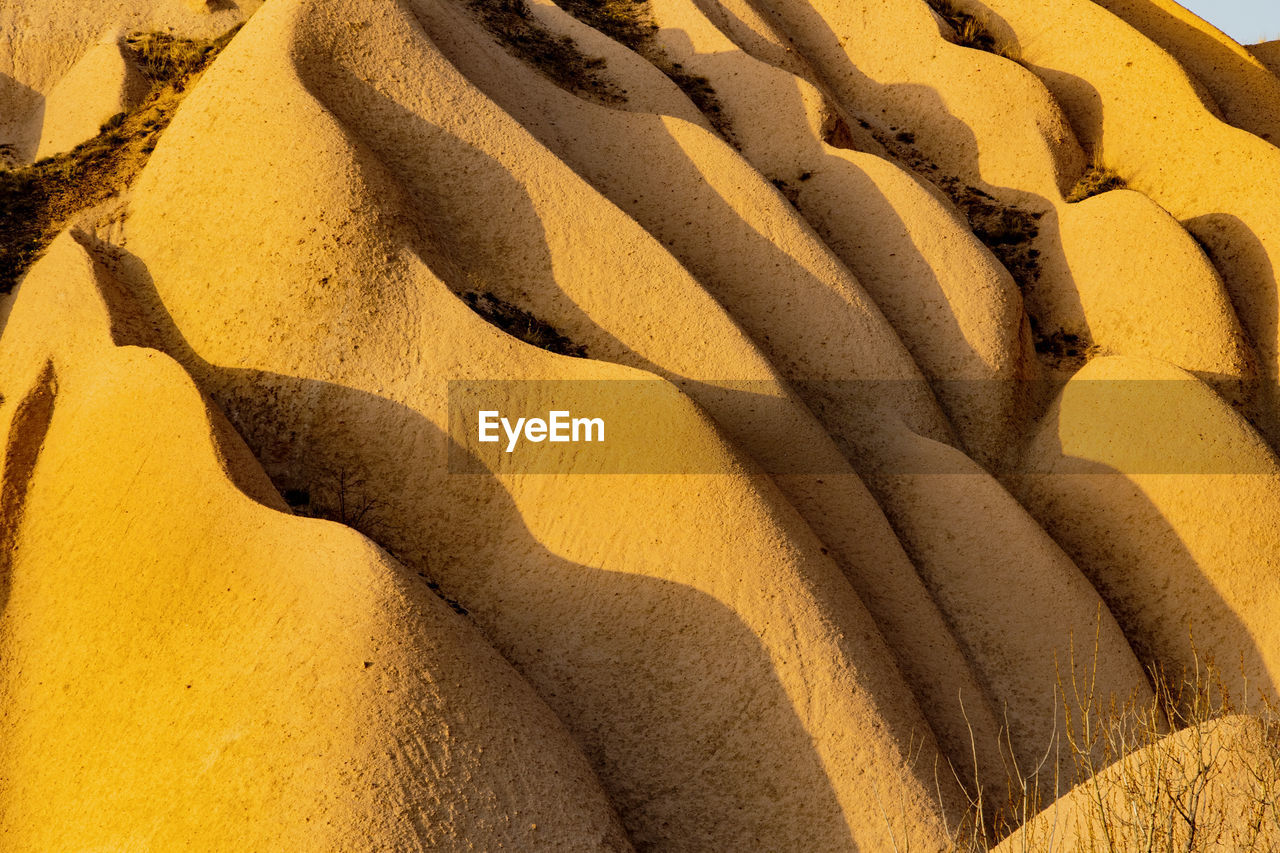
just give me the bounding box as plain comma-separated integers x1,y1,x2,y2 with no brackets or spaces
126,30,229,90
929,635,1280,851
927,0,1020,61
1067,158,1127,203
0,26,242,293
462,290,588,357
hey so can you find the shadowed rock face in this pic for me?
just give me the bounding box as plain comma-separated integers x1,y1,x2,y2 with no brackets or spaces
4,0,1280,848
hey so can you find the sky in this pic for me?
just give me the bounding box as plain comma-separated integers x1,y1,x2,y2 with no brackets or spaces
1179,0,1280,44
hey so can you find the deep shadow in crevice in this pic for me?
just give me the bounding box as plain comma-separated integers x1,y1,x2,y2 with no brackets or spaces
0,360,57,615
1184,213,1280,443
0,72,43,165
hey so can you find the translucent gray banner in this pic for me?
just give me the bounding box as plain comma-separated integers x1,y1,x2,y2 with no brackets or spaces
447,379,1278,475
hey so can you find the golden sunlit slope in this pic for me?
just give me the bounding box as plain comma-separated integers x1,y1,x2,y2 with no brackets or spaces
4,0,1280,848
0,234,631,850
31,32,149,160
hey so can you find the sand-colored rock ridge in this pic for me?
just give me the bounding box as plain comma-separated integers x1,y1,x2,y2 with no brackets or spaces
4,0,1280,848
0,233,631,850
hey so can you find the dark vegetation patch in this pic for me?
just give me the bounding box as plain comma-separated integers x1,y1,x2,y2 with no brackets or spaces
940,179,1043,289
465,0,736,141
467,0,625,104
552,0,738,146
462,290,588,357
420,575,470,615
127,30,235,88
823,110,1045,290
1030,321,1082,359
820,111,861,150
1066,159,1126,202
0,26,240,293
769,177,801,208
926,0,1018,60
1029,317,1096,369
